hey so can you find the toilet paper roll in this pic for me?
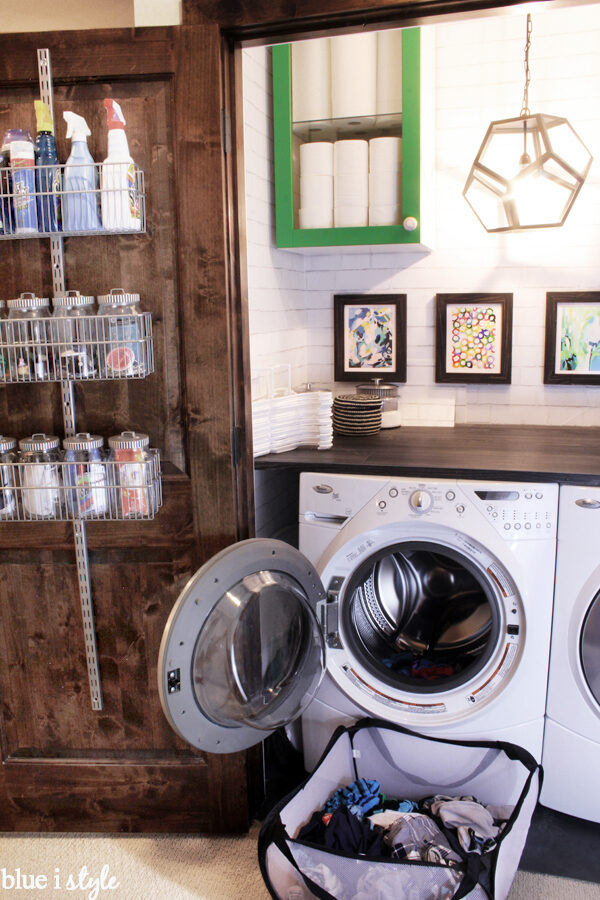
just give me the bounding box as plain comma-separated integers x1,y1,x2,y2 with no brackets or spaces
335,204,368,227
299,141,334,176
331,33,377,119
369,170,401,206
369,203,401,226
334,139,369,174
334,172,368,207
300,206,334,229
292,38,331,123
369,136,402,172
301,173,334,210
377,30,403,116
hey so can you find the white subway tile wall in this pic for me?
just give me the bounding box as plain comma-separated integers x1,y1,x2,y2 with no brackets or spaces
242,4,600,424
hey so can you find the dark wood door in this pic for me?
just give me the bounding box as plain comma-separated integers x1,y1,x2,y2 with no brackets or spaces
0,27,253,833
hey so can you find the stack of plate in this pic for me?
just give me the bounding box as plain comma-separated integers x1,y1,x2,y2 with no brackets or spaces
332,394,383,435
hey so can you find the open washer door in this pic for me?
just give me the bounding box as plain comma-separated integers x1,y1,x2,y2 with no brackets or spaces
158,539,327,753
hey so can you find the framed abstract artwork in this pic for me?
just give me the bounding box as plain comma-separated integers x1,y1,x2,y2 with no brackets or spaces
333,294,407,382
544,292,600,385
435,293,513,384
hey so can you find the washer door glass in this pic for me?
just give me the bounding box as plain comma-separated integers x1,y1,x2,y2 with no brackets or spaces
581,592,600,707
158,539,326,754
341,540,500,693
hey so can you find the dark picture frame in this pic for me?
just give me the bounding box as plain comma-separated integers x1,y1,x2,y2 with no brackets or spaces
333,294,407,383
544,292,600,385
435,293,513,384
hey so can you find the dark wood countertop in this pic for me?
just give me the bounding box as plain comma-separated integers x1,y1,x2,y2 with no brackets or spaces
254,425,600,485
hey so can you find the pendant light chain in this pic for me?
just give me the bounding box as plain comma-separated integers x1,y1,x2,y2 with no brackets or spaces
520,14,532,117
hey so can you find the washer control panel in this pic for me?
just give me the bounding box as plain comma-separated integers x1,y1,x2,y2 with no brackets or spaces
371,479,558,540
470,486,557,538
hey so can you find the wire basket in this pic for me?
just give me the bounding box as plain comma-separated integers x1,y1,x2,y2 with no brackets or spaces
0,450,162,522
0,161,146,238
0,312,154,382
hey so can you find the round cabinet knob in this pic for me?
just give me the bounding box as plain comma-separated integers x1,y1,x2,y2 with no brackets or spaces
403,216,418,232
409,490,432,513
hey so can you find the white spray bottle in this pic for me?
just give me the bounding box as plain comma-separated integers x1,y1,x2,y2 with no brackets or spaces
63,111,101,232
101,99,141,231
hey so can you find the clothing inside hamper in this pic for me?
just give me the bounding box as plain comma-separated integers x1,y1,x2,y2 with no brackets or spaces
295,778,511,863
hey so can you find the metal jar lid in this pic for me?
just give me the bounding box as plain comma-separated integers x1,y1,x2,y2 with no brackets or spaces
19,433,60,452
63,432,104,451
52,290,95,309
356,380,399,399
97,288,141,307
7,292,50,310
108,431,149,450
0,436,16,453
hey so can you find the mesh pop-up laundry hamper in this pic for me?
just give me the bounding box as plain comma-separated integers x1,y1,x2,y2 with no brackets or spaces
258,719,541,900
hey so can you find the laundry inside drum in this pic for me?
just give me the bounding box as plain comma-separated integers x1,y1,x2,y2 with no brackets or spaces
344,543,496,691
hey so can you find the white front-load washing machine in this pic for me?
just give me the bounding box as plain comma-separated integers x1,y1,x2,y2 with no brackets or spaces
157,472,558,770
541,484,600,822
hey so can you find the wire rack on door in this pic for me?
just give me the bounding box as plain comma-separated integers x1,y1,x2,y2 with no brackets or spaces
0,312,154,382
0,452,162,522
0,48,159,712
0,162,146,238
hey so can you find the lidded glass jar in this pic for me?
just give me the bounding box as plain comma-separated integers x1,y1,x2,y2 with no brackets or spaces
97,288,145,378
63,432,108,519
356,379,402,429
52,290,96,379
7,292,51,380
107,430,154,518
18,433,62,519
0,435,18,519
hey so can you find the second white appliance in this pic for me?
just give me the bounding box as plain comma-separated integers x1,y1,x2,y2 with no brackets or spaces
541,484,600,822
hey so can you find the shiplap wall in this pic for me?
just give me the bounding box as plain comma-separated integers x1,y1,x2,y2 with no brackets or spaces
243,3,600,426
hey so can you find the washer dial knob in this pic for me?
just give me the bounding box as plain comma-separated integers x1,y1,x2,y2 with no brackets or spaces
409,489,433,513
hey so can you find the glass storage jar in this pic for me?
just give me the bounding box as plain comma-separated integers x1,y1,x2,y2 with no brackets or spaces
18,433,62,519
107,430,154,518
63,432,108,519
52,290,96,379
0,435,18,519
6,292,51,381
356,379,402,428
97,288,145,378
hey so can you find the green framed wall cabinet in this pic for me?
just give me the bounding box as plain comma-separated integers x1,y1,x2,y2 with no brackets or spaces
272,28,432,252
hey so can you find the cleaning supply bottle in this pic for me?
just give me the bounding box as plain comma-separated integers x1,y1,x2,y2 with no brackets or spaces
9,129,37,234
34,100,61,233
62,111,101,232
101,99,141,231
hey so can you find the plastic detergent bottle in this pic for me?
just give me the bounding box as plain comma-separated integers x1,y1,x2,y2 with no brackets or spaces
101,99,141,231
9,129,37,234
62,111,100,232
34,100,61,233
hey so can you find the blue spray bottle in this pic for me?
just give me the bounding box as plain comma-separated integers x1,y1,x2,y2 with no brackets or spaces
34,100,61,232
62,111,100,232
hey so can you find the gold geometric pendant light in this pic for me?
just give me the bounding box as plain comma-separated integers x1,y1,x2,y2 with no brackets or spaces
463,15,593,233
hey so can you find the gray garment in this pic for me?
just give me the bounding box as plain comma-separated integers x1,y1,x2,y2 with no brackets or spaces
427,795,500,854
